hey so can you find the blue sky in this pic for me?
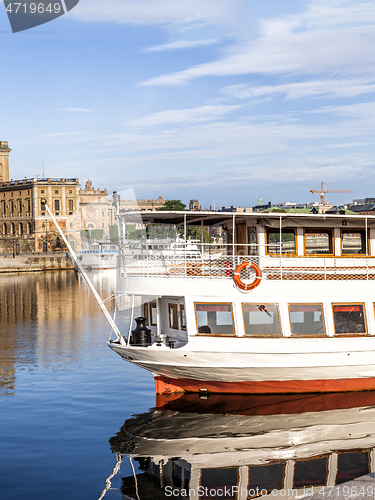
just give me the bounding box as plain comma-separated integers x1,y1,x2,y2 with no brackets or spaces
1,0,375,208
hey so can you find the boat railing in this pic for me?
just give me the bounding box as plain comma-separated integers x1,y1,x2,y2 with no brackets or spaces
117,242,375,281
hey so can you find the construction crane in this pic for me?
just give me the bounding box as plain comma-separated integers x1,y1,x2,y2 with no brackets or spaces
310,182,353,205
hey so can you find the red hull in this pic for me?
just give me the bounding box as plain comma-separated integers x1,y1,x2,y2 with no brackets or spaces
154,375,375,395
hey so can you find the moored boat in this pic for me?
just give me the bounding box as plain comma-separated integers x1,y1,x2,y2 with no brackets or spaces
77,241,118,270
108,203,375,395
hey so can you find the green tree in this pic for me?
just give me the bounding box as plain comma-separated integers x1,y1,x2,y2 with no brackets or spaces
156,200,186,211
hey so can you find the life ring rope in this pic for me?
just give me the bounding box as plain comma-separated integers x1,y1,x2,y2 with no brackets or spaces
233,261,262,291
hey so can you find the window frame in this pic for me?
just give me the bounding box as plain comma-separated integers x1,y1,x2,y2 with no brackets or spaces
288,303,326,337
332,303,367,336
340,229,369,256
168,303,179,330
194,302,235,336
242,303,282,337
265,228,297,256
303,228,334,256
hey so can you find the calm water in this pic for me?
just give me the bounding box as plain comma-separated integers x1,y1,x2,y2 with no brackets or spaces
0,271,155,500
1,271,375,500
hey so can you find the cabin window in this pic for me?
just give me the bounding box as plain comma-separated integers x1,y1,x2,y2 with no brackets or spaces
200,468,238,500
195,303,234,335
336,451,370,484
150,302,157,326
293,457,328,488
289,304,325,336
242,304,281,336
168,304,178,330
332,304,366,335
143,303,149,326
341,229,368,255
304,229,333,255
180,304,186,330
266,228,296,255
248,463,284,495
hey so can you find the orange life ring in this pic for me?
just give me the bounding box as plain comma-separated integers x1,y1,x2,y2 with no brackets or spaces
233,261,262,291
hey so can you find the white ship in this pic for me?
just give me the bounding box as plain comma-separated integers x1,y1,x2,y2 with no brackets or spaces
108,206,375,395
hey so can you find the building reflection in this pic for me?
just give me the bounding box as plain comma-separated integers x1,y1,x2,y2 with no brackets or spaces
108,392,375,500
0,271,116,396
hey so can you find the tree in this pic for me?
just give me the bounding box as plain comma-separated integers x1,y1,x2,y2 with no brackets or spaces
156,200,186,211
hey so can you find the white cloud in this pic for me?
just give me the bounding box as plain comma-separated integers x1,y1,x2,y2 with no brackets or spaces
311,101,375,116
138,1,375,86
70,0,245,29
222,78,375,101
132,104,243,126
49,107,94,112
143,38,219,52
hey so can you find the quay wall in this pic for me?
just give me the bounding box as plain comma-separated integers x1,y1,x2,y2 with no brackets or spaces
0,254,74,273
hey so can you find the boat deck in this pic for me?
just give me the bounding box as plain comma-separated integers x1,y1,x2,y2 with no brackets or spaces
119,253,375,281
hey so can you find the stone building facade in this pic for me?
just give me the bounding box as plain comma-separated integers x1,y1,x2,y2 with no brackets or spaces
0,176,81,253
79,180,115,240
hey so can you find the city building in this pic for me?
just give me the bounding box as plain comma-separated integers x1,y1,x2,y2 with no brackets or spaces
189,199,200,211
0,177,81,253
79,180,115,239
0,141,81,253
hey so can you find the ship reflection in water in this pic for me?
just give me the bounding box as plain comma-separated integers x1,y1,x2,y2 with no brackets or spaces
107,392,375,500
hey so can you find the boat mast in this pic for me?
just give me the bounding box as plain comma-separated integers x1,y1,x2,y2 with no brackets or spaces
41,199,125,344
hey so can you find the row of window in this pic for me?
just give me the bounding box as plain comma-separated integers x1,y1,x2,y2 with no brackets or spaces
40,198,74,212
1,199,31,215
194,302,368,337
142,301,369,336
2,190,31,197
196,450,371,498
1,222,33,236
265,228,369,256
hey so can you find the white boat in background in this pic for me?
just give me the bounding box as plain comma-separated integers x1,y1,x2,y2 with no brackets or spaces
77,242,118,270
109,392,375,500
108,203,375,395
77,237,203,271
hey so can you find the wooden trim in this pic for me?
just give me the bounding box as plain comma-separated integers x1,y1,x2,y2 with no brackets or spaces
288,303,326,337
143,302,149,326
168,303,178,330
332,302,367,336
194,302,235,336
303,228,334,256
180,304,186,330
241,303,282,337
150,302,157,326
